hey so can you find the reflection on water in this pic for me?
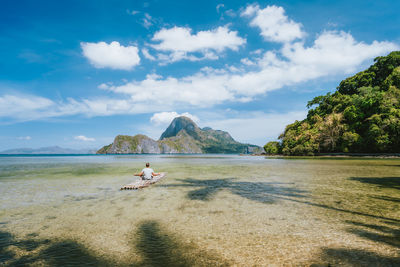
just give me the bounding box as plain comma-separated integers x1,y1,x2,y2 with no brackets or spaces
1,154,400,266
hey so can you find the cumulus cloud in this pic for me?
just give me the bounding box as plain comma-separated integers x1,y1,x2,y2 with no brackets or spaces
81,41,140,70
280,31,396,74
242,4,305,43
2,32,397,124
150,26,246,63
74,135,95,142
104,30,398,107
1,5,398,124
150,111,199,125
103,72,234,107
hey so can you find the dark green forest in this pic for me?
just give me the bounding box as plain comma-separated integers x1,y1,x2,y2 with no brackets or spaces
265,51,400,155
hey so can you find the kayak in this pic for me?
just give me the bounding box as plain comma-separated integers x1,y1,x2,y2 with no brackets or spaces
120,172,167,190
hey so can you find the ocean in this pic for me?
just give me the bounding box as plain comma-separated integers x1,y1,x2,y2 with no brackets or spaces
1,154,399,266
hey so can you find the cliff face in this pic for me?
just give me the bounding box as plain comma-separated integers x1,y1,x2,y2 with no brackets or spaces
160,116,199,140
98,133,202,154
109,135,161,153
97,116,261,154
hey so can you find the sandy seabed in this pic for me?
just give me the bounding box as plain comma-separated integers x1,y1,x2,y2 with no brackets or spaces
1,155,399,266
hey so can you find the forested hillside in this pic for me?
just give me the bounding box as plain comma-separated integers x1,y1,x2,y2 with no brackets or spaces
265,51,400,155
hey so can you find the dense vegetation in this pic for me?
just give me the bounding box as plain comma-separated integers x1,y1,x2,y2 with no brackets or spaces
264,51,400,155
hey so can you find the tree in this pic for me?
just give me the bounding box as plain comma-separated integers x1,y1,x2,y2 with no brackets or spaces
273,51,400,155
318,113,345,152
264,141,280,154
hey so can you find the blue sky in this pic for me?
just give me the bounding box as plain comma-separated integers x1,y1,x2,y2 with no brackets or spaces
0,0,399,150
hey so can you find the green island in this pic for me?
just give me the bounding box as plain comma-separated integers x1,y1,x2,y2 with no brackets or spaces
264,51,400,156
97,116,262,154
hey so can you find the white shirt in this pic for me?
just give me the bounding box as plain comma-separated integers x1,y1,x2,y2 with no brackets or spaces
141,168,154,180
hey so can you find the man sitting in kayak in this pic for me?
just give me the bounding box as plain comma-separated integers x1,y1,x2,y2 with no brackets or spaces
135,163,160,180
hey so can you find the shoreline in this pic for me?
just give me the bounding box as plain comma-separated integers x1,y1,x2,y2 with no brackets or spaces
2,152,400,159
242,153,400,158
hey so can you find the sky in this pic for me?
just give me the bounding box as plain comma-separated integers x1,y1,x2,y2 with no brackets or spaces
0,0,399,151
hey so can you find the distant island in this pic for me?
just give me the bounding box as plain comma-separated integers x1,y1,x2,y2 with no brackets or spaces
97,116,262,154
264,51,400,155
0,146,96,155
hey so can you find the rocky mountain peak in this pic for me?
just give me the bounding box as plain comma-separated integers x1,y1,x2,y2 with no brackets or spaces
97,115,262,154
160,116,200,140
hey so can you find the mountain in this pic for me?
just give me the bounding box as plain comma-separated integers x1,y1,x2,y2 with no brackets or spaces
0,146,96,154
265,51,400,155
97,116,262,154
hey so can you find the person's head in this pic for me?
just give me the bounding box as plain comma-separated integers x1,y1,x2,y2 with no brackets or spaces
146,162,150,167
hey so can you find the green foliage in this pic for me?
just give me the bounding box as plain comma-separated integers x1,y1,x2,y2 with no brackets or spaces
279,120,320,155
96,144,112,154
263,141,280,154
277,51,400,155
115,135,139,149
338,51,400,94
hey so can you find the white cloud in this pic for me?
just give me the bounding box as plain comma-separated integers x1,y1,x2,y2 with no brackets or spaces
17,136,31,140
142,13,153,28
240,57,256,66
216,4,224,13
74,135,95,142
251,49,263,55
150,111,199,125
98,83,109,90
127,9,139,16
142,48,156,60
75,98,166,117
155,51,219,66
0,93,168,123
104,72,234,107
150,26,246,63
1,30,397,124
105,31,397,107
280,31,396,74
0,94,54,119
152,26,245,52
1,5,398,124
242,4,305,43
225,9,236,17
81,41,140,70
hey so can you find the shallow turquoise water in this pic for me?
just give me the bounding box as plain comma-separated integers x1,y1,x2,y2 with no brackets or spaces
1,155,399,266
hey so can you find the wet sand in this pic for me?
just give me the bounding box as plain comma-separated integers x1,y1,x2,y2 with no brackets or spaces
1,155,399,266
